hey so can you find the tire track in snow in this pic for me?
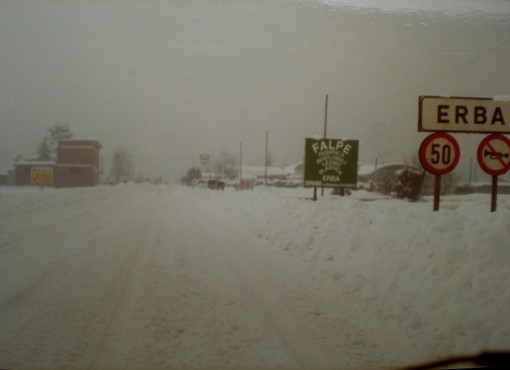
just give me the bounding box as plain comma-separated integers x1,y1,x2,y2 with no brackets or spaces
173,190,339,367
89,188,304,369
0,187,162,369
0,185,417,369
86,190,162,369
0,189,137,257
0,190,142,313
192,210,336,367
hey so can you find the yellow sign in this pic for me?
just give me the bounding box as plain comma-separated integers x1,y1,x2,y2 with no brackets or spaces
31,167,54,185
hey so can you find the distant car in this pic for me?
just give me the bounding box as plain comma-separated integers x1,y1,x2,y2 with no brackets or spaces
207,179,225,190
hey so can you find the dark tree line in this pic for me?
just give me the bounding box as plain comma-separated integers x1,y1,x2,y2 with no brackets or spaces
182,167,202,186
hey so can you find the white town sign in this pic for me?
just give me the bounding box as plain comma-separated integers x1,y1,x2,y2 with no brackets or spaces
419,96,510,134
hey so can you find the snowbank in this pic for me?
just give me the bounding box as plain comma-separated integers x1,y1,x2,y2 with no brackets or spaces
194,186,510,358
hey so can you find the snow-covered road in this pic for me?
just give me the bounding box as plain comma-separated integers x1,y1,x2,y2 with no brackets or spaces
0,185,415,369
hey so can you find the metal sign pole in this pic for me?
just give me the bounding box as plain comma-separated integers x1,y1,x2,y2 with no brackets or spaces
239,142,242,190
491,175,498,212
433,175,441,211
321,94,328,198
265,130,268,186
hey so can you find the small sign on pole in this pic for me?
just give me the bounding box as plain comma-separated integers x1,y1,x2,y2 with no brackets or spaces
477,133,510,212
199,153,210,165
419,133,460,211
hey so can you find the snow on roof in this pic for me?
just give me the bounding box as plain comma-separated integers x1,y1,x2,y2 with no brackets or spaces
240,163,301,177
15,160,56,166
58,139,102,149
358,162,413,176
358,162,405,175
241,166,286,177
358,164,377,176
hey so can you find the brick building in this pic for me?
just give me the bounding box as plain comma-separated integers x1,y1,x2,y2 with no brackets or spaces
56,140,102,187
14,162,56,186
14,139,102,187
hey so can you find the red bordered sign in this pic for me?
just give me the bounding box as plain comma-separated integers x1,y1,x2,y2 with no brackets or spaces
199,153,210,165
419,133,460,175
477,134,510,176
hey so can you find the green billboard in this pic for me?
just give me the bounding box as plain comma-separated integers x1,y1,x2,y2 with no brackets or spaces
304,138,359,188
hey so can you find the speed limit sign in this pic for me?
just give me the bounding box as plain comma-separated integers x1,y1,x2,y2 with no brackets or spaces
419,133,460,175
419,133,460,211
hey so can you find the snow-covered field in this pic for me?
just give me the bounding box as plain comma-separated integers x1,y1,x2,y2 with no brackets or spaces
0,184,509,369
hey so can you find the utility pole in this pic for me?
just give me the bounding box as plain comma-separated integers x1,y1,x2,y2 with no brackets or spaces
313,94,330,201
324,94,329,138
469,157,473,184
321,94,329,197
239,141,243,190
265,130,269,186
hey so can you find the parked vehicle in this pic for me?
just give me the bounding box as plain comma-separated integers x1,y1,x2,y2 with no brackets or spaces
207,179,225,190
359,164,425,201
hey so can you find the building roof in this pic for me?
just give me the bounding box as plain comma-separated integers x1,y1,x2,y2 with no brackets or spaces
57,139,102,149
15,160,56,166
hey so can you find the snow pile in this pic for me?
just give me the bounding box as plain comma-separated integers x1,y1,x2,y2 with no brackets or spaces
198,186,510,357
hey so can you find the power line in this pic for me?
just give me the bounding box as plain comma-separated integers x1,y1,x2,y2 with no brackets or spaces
352,36,510,108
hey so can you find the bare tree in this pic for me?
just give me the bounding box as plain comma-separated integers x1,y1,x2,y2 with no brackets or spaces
37,122,73,161
213,150,238,178
365,121,401,165
110,147,133,182
37,138,52,161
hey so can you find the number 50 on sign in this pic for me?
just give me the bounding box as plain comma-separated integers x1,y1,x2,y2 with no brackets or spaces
419,133,460,175
419,133,460,211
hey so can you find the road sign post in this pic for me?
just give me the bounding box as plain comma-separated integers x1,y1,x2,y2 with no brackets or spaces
419,133,460,211
418,95,510,212
477,134,510,212
199,153,210,165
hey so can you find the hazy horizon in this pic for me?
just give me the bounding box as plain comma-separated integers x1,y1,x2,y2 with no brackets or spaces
1,0,509,181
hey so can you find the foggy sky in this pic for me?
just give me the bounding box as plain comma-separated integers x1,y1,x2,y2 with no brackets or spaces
1,0,509,181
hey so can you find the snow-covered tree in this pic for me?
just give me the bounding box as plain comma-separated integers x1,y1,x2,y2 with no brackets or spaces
213,150,238,179
110,147,133,181
37,122,73,161
37,138,52,161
